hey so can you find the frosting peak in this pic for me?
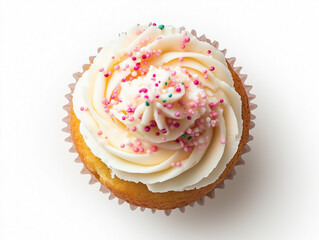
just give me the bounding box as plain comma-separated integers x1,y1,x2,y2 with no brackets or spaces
73,24,243,192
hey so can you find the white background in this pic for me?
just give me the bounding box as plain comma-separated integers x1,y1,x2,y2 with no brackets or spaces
0,0,319,239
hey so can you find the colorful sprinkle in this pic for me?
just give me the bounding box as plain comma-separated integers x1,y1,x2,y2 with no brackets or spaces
80,106,84,111
145,101,150,106
158,24,164,30
151,146,158,151
97,130,103,135
220,139,226,144
210,66,215,71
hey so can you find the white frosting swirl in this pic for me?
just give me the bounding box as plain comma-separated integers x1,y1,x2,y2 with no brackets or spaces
73,24,243,192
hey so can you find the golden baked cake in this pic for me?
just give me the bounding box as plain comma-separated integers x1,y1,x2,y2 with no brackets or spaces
70,24,251,210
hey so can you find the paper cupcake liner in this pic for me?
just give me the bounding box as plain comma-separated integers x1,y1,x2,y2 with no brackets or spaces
62,29,256,216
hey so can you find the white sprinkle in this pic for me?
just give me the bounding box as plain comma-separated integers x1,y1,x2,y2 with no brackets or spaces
193,74,199,79
136,52,141,58
132,71,137,77
201,108,206,114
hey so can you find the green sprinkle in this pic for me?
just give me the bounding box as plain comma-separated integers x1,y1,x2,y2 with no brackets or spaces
158,24,165,30
181,133,187,138
168,76,170,80
165,82,168,86
162,99,166,103
145,101,150,106
181,82,184,85
168,93,173,98
188,136,192,140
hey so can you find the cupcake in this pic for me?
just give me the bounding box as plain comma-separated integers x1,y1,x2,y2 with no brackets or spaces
69,24,253,210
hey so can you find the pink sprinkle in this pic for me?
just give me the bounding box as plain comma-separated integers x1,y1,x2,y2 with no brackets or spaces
85,107,89,111
198,145,203,150
162,137,166,141
176,87,181,92
207,50,211,54
181,44,185,49
104,74,109,77
133,147,139,153
176,162,182,167
220,139,226,144
211,124,216,128
155,132,160,136
151,146,158,152
122,78,127,82
120,144,125,148
132,56,137,61
210,66,215,71
175,112,180,117
187,116,192,120
142,54,146,59
204,74,208,79
185,37,190,42
212,112,218,117
145,126,151,132
99,68,104,72
137,141,141,146
155,94,160,98
220,99,224,103
108,71,112,76
129,143,133,147
179,57,184,62
132,126,137,132
128,116,134,121
122,116,126,120
202,69,207,74
150,121,157,127
193,80,199,85
136,30,141,35
114,65,120,70
97,130,103,135
109,113,114,117
171,71,176,76
171,162,175,167
155,83,159,87
80,106,84,111
174,122,180,128
140,147,144,152
187,128,192,134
